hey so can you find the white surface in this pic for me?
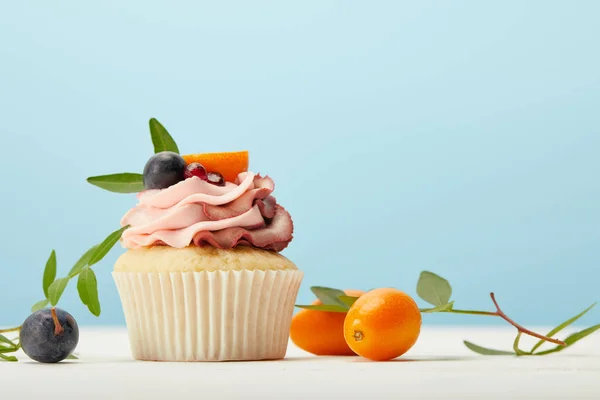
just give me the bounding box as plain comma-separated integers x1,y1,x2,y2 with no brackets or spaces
1,326,599,399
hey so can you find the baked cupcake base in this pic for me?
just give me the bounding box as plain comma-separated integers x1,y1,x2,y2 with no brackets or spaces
113,246,303,362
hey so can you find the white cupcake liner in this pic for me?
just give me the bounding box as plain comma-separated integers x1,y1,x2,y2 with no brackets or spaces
113,269,303,362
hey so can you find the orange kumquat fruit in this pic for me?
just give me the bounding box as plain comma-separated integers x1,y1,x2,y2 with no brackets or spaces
343,288,421,361
290,289,365,356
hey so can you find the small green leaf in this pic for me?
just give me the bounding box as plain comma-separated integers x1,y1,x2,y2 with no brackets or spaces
295,304,349,313
87,173,144,194
78,268,101,317
0,334,15,347
88,226,129,267
0,353,18,362
535,324,600,356
31,299,49,313
416,271,452,306
68,245,99,278
0,345,16,353
512,332,530,356
338,295,359,307
463,340,515,356
42,250,57,298
421,301,455,313
531,302,596,353
310,287,349,308
149,118,179,154
47,277,69,306
564,324,600,345
534,346,561,356
67,353,79,360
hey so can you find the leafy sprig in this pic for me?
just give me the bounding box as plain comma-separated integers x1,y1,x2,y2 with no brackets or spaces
86,118,178,194
0,226,129,361
44,225,130,315
0,333,19,362
295,270,599,356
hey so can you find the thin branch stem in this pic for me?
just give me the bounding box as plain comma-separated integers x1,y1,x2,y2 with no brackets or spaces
420,293,567,347
0,326,21,334
490,292,565,346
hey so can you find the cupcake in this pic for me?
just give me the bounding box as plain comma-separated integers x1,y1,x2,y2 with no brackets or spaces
112,151,302,361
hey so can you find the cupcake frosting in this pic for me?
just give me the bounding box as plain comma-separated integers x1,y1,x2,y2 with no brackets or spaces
121,172,293,251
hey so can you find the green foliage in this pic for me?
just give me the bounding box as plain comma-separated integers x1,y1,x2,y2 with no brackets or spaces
77,268,101,317
42,250,57,298
0,334,19,362
86,173,144,194
31,299,49,313
295,304,349,313
416,271,452,307
88,226,129,266
47,277,69,306
338,295,359,307
310,287,349,309
530,303,596,353
149,118,179,154
463,341,514,356
534,325,600,356
421,301,455,313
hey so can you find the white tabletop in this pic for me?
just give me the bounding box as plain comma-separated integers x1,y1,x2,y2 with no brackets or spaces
1,326,599,399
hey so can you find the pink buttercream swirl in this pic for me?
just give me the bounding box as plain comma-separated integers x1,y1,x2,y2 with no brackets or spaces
121,172,294,251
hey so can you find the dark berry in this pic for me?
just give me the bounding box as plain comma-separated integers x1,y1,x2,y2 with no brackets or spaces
207,172,225,186
184,162,208,180
143,151,186,190
20,308,79,363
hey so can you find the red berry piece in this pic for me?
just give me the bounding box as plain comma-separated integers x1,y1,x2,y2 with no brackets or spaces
207,172,225,186
184,163,208,180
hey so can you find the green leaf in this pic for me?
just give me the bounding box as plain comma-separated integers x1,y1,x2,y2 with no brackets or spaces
67,353,79,360
78,268,101,317
310,286,349,308
31,299,49,313
338,295,359,307
416,271,452,306
512,332,530,356
0,353,18,362
295,304,349,313
0,334,15,347
463,340,515,356
564,324,600,345
531,302,596,353
0,344,17,353
87,173,144,194
149,118,179,154
535,324,600,356
47,277,69,306
421,301,455,313
88,226,129,267
68,245,99,278
42,250,57,298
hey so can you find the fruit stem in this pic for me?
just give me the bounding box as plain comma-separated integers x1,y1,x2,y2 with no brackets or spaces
353,331,364,342
0,326,21,334
50,308,64,336
489,292,565,346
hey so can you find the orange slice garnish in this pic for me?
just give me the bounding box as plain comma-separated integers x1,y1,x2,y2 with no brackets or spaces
182,151,249,183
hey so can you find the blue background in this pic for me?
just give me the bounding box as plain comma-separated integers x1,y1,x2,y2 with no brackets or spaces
1,1,598,327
